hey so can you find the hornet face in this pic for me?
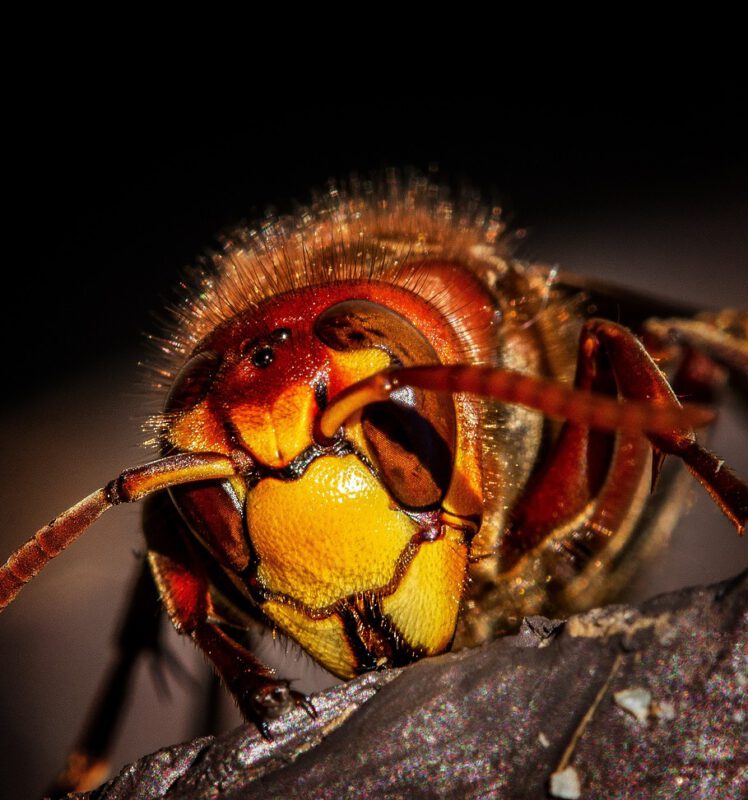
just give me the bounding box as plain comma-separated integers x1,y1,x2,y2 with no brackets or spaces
163,276,492,677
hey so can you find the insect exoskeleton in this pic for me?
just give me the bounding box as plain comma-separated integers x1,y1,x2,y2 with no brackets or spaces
146,182,742,668
1,177,746,794
151,193,524,681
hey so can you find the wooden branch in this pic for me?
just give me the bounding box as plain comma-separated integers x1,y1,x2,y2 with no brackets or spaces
78,570,747,800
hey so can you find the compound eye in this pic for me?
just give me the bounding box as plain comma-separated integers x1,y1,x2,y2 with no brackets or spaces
362,392,454,510
166,350,222,412
315,300,456,510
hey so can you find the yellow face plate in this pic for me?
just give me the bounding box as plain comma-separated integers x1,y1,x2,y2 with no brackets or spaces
247,454,417,608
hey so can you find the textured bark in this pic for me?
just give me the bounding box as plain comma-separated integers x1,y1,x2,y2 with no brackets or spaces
77,571,747,800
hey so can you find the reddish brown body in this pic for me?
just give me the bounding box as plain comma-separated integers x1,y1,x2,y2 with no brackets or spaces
0,179,745,795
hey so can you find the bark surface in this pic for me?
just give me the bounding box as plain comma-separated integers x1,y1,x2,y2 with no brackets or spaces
77,571,747,800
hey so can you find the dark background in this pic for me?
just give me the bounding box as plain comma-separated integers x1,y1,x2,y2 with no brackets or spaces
0,99,746,798
3,98,746,395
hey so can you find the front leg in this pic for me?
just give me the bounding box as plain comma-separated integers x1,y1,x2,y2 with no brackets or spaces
189,623,314,738
143,492,315,738
582,319,746,532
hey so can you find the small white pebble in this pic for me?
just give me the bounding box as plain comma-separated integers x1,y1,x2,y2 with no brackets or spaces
652,700,676,722
549,766,581,799
614,687,652,723
538,731,550,748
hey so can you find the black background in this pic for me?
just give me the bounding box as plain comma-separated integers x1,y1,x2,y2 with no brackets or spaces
4,97,746,398
1,96,746,798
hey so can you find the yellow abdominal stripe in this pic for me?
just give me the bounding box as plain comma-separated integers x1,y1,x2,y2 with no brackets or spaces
248,455,467,677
